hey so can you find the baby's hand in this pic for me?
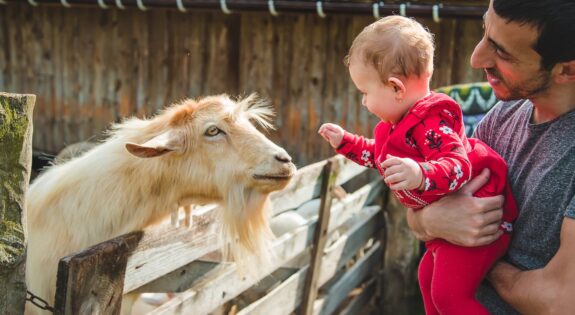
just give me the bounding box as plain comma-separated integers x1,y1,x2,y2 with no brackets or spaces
380,154,424,190
318,123,345,148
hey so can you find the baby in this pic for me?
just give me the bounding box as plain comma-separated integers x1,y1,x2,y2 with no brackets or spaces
319,16,517,315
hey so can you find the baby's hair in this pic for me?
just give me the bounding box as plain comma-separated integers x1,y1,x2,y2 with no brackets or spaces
344,15,435,82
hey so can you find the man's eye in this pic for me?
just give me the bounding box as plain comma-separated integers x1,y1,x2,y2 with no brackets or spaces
205,126,224,137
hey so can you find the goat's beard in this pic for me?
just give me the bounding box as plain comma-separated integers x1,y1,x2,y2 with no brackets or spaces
219,185,275,275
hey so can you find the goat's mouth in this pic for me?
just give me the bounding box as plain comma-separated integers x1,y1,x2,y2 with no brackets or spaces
253,174,293,181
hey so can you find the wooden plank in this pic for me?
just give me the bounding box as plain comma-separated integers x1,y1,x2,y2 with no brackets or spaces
318,205,381,286
326,179,383,235
452,19,484,83
146,212,317,314
54,231,143,315
237,266,309,315
123,206,219,293
312,242,382,315
306,15,327,165
133,180,382,298
271,155,366,215
300,158,337,315
338,279,376,315
234,205,381,315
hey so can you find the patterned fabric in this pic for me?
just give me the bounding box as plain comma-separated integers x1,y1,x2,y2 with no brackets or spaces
435,82,498,137
337,93,480,209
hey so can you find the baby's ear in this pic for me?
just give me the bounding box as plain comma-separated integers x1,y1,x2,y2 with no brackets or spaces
388,77,406,96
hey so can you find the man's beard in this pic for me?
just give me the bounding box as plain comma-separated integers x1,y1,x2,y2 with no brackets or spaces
486,68,551,101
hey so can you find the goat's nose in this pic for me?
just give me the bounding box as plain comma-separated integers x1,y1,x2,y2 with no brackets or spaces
275,153,292,163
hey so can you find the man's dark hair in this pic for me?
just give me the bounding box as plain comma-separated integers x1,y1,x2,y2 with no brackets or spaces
493,0,575,69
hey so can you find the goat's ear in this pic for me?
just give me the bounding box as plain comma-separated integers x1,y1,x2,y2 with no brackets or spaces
125,131,182,158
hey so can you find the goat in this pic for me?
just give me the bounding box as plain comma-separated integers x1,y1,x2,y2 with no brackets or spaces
25,94,296,315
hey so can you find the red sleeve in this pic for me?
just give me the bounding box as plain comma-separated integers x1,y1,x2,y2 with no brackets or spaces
335,131,377,169
412,110,472,196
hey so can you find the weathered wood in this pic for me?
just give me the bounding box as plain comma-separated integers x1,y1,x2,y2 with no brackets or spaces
338,279,376,315
0,92,35,315
300,158,337,315
147,218,316,314
381,193,421,315
318,205,381,286
235,205,381,315
271,155,366,215
237,266,309,315
54,231,142,315
1,4,485,168
313,242,382,315
131,180,381,299
122,206,219,293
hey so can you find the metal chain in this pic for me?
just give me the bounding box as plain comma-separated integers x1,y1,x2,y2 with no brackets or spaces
26,290,55,313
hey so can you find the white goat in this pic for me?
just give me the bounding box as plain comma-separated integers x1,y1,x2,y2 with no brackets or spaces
25,94,295,315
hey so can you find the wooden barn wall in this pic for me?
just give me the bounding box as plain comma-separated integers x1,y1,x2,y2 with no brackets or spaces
0,3,485,166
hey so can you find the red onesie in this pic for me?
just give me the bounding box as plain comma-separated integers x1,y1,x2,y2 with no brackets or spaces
336,92,518,315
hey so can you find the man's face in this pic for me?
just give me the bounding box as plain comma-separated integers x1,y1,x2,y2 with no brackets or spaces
470,2,551,101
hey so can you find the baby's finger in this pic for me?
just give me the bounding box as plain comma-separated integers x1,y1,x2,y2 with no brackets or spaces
383,164,402,177
388,180,408,190
384,173,405,185
380,157,401,169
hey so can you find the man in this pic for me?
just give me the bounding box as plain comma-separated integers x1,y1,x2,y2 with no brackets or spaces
407,0,575,314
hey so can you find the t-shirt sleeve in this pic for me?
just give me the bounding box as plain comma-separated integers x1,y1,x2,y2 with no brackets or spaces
565,195,575,219
411,109,472,196
335,131,377,169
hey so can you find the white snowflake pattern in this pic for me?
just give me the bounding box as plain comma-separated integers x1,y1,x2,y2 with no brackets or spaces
365,161,373,168
449,180,458,191
361,150,371,162
439,125,453,135
501,222,513,232
454,164,463,179
424,178,431,191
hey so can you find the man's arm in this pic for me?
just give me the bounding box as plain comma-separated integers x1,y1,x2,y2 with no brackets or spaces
487,218,575,315
406,168,505,246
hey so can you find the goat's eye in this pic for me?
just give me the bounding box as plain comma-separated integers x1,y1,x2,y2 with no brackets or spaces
205,126,223,137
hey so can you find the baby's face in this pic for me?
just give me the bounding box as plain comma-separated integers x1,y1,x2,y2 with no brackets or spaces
348,59,409,124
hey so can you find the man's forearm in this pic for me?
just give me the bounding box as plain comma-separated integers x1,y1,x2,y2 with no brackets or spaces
488,262,557,315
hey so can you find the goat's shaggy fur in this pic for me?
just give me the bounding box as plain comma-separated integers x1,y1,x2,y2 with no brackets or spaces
25,94,295,314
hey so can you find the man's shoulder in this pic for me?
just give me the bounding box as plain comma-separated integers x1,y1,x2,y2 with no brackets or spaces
483,99,530,124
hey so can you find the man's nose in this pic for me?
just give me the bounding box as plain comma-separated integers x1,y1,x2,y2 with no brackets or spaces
470,38,494,70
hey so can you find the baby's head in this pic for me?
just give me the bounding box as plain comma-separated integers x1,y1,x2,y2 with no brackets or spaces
345,16,435,123
346,15,435,81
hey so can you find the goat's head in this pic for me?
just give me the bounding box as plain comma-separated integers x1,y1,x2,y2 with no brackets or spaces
122,94,296,265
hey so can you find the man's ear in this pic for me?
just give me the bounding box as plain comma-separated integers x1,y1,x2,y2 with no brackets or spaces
125,130,183,158
553,60,575,84
388,77,406,101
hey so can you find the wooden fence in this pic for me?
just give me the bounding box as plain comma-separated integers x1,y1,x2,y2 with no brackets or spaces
0,2,487,166
51,155,391,315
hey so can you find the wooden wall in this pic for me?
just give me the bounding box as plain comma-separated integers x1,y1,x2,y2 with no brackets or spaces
0,3,485,166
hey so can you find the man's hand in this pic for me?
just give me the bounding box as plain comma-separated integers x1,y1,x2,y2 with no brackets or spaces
318,123,345,148
380,154,424,190
406,168,505,247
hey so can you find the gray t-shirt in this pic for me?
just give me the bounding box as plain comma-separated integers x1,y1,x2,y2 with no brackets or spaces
473,100,575,313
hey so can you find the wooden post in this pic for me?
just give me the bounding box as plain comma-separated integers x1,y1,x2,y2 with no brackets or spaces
381,192,422,314
54,231,142,315
0,93,35,315
300,158,338,315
